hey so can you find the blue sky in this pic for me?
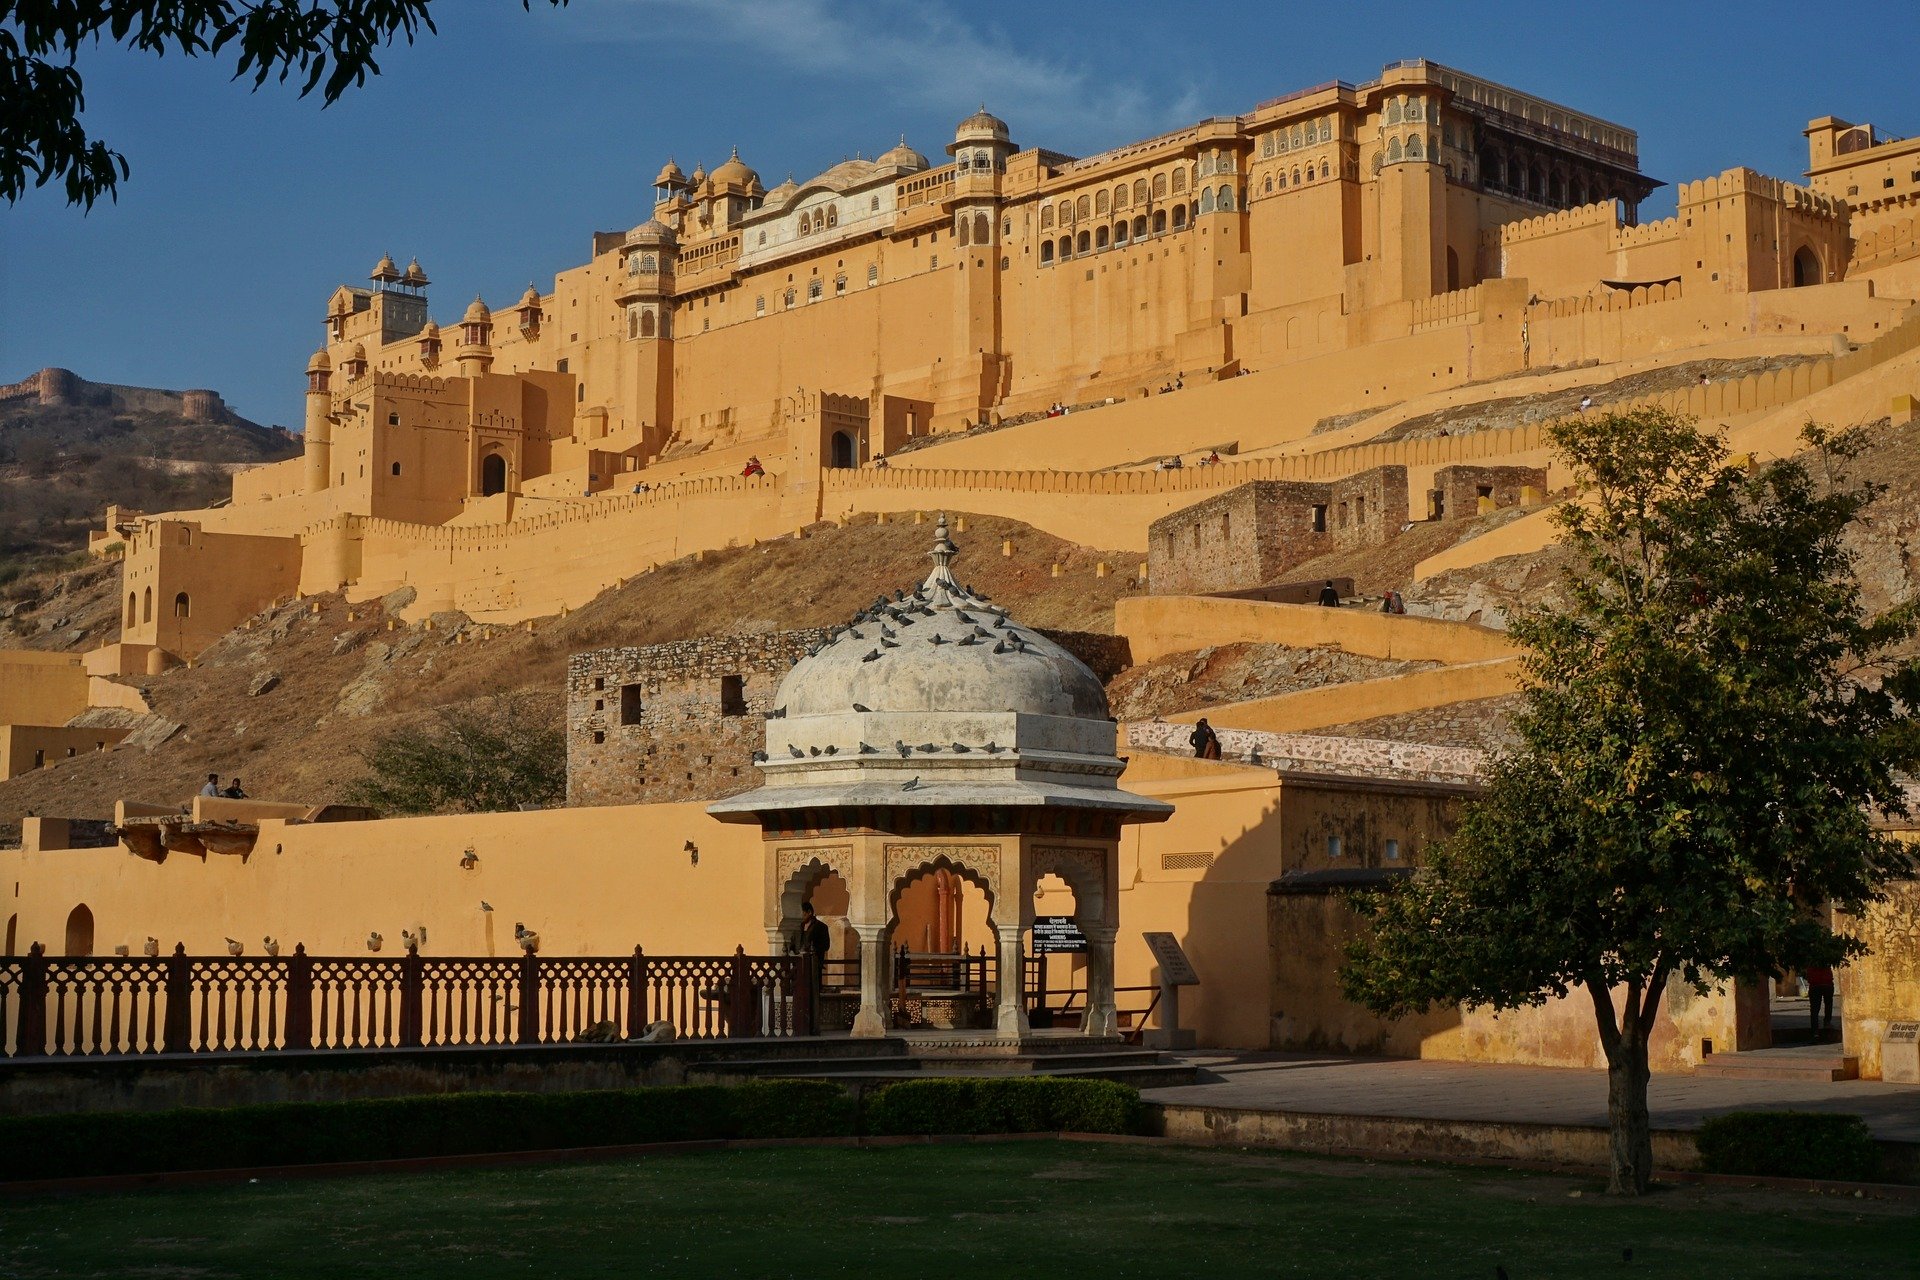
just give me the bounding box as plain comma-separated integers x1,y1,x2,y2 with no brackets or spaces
3,0,1916,428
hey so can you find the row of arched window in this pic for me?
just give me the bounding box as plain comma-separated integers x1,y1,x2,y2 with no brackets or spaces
1037,204,1195,264
798,205,839,235
1263,117,1335,157
1259,160,1337,193
124,588,188,627
1040,170,1190,231
955,212,991,246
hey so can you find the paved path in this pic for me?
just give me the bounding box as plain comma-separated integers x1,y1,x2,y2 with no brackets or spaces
1144,1052,1920,1142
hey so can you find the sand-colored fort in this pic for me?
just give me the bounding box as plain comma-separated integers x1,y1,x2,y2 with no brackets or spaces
7,60,1920,1077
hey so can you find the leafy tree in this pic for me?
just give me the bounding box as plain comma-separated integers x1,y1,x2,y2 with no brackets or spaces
2,1,567,207
1341,409,1920,1195
344,694,565,815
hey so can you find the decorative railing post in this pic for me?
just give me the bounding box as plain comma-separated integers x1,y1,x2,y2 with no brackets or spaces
895,943,911,999
976,944,989,1001
161,943,192,1055
14,943,48,1058
625,946,648,1039
794,951,815,1037
515,950,541,1045
398,943,423,1048
284,945,313,1051
726,946,754,1038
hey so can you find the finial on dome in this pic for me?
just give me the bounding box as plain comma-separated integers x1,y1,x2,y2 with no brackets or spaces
924,513,959,601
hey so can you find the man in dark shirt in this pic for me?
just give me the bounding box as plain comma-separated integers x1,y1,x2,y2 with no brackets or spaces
1318,580,1341,607
795,901,830,1032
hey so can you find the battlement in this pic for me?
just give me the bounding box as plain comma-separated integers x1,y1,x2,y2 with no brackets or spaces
1530,281,1682,318
1496,201,1621,245
1677,167,1848,219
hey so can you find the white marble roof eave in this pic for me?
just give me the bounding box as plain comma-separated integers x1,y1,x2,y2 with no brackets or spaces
706,779,1174,822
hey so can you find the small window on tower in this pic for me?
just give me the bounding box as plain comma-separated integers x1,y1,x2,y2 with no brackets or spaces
391,462,401,476
619,684,644,725
719,675,747,717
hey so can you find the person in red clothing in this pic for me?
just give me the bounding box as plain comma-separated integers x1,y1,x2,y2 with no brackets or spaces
742,456,765,478
1804,963,1836,1035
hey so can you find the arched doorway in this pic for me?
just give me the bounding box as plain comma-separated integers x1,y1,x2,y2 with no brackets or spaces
480,452,507,496
829,430,857,469
887,854,1001,1032
772,855,857,1028
63,904,94,956
1792,246,1822,288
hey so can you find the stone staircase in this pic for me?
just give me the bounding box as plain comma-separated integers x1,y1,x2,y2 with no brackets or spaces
687,1033,1198,1089
1695,1043,1859,1082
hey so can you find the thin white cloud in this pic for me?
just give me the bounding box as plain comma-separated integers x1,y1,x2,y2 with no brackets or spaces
569,0,1204,154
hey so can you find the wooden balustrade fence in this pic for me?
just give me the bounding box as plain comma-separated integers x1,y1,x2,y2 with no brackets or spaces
0,942,814,1060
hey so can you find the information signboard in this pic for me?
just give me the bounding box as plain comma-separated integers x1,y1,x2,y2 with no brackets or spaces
1142,931,1199,985
1032,916,1087,954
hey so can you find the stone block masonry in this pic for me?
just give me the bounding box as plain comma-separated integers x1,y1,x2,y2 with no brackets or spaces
569,626,1135,806
1148,469,1407,596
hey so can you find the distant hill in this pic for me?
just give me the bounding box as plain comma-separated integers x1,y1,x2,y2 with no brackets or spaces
0,368,300,576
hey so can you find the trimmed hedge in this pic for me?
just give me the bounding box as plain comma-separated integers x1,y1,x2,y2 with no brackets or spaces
0,1081,857,1180
0,1077,1148,1180
1696,1111,1884,1183
864,1077,1148,1137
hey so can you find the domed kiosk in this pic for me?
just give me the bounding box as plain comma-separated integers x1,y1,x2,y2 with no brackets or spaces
710,517,1170,1038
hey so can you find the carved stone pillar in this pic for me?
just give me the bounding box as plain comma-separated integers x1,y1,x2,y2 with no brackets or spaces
1082,924,1118,1039
851,924,889,1038
764,926,788,958
995,924,1029,1036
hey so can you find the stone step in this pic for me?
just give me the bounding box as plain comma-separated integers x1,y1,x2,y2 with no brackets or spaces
688,1055,1197,1089
1695,1051,1859,1082
912,1050,1170,1072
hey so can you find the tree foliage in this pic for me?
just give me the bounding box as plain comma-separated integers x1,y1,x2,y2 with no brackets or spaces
1340,408,1919,1193
2,1,566,207
343,694,565,816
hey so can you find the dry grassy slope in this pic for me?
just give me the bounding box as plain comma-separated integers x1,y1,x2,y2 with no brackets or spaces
0,513,1141,822
1359,354,1821,444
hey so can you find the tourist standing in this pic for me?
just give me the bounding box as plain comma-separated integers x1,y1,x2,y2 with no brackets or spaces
1805,963,1836,1036
1189,718,1221,760
1318,580,1342,607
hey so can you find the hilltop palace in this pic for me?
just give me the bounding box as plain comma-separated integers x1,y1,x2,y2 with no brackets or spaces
4,60,1919,1076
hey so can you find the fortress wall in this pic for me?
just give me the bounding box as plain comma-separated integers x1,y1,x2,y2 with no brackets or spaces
1001,223,1226,398
887,324,1488,473
0,803,768,962
230,456,307,506
1491,202,1622,298
668,266,959,436
1115,595,1518,666
1159,658,1523,735
0,652,91,726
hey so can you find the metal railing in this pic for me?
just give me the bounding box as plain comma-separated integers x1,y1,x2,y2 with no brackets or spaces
0,942,815,1060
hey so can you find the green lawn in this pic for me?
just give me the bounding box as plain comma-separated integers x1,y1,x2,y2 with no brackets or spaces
2,1141,1913,1279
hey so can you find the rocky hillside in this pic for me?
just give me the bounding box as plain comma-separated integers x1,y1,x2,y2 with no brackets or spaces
0,512,1144,823
0,369,298,577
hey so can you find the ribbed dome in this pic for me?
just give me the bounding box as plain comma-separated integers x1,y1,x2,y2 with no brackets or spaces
653,158,686,186
761,175,800,208
775,518,1107,721
419,320,440,338
519,284,541,309
461,296,491,324
370,252,400,282
402,258,429,287
625,218,676,246
711,147,760,191
307,348,330,373
954,106,1009,141
877,136,930,170
347,341,367,361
